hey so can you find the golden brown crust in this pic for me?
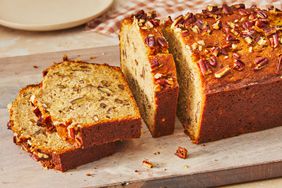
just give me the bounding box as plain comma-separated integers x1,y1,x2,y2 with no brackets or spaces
169,5,282,93
120,11,179,137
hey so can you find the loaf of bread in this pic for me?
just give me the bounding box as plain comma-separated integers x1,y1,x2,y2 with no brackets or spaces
120,11,179,137
8,85,118,171
164,4,282,143
32,59,141,148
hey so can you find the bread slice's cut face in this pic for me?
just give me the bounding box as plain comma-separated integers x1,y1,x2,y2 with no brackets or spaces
36,61,140,126
120,19,157,132
31,61,141,147
164,26,205,141
9,85,73,157
120,11,179,137
9,85,118,171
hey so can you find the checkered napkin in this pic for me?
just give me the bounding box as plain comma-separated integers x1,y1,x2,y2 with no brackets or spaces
86,0,282,37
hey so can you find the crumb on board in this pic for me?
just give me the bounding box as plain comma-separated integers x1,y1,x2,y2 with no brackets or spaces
142,159,154,168
175,146,188,159
184,165,189,169
153,151,160,155
134,170,139,173
33,65,39,69
90,56,97,60
86,173,94,177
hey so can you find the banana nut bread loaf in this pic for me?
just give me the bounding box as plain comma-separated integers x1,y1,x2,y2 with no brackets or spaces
120,10,179,137
164,4,282,143
31,59,141,148
8,85,118,172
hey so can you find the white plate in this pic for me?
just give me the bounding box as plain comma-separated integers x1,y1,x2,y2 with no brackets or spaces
0,0,113,31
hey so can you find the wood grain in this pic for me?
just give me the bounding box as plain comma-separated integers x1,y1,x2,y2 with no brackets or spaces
1,46,282,188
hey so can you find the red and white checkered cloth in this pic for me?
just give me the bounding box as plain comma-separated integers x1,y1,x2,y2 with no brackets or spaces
86,0,282,37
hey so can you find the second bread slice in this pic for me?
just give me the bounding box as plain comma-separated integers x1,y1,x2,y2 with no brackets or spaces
32,59,141,148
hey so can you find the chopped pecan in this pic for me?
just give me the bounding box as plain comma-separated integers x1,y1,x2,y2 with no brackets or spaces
142,160,154,168
222,4,232,14
145,34,155,47
175,146,188,159
276,55,282,74
215,66,231,78
257,10,268,18
208,56,217,67
198,59,212,76
157,37,168,48
233,59,245,71
254,57,268,71
33,107,42,118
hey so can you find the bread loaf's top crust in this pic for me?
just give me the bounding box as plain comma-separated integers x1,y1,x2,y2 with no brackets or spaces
167,4,282,93
121,11,178,93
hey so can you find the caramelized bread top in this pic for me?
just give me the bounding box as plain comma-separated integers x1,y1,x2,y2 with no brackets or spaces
8,85,74,158
167,4,282,93
121,10,178,93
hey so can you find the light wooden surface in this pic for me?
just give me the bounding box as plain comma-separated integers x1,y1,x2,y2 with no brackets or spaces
1,46,282,188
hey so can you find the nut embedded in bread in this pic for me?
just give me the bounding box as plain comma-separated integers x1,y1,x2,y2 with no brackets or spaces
163,4,282,143
32,60,142,148
119,10,179,137
8,85,118,172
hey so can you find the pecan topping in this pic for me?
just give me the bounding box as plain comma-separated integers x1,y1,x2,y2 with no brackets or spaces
233,4,245,9
198,59,212,76
255,20,268,28
181,30,189,37
175,146,188,159
184,13,196,25
211,47,220,56
207,5,218,12
257,10,268,18
215,66,231,78
171,15,184,28
272,33,279,48
150,19,160,27
208,56,217,67
157,37,168,47
242,21,254,30
238,9,250,16
233,52,240,59
222,4,232,14
233,59,245,71
145,34,155,47
212,20,222,30
154,73,162,79
226,34,239,43
254,57,269,71
276,55,282,74
67,126,75,139
33,107,42,118
142,160,154,168
134,10,145,20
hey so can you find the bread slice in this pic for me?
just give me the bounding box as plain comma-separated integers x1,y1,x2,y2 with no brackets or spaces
8,85,118,171
163,4,282,143
119,11,179,137
31,59,141,148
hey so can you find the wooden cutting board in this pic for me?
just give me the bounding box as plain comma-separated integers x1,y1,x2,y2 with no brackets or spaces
1,46,282,188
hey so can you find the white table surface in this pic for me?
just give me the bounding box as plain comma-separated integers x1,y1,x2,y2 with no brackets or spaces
0,24,282,188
